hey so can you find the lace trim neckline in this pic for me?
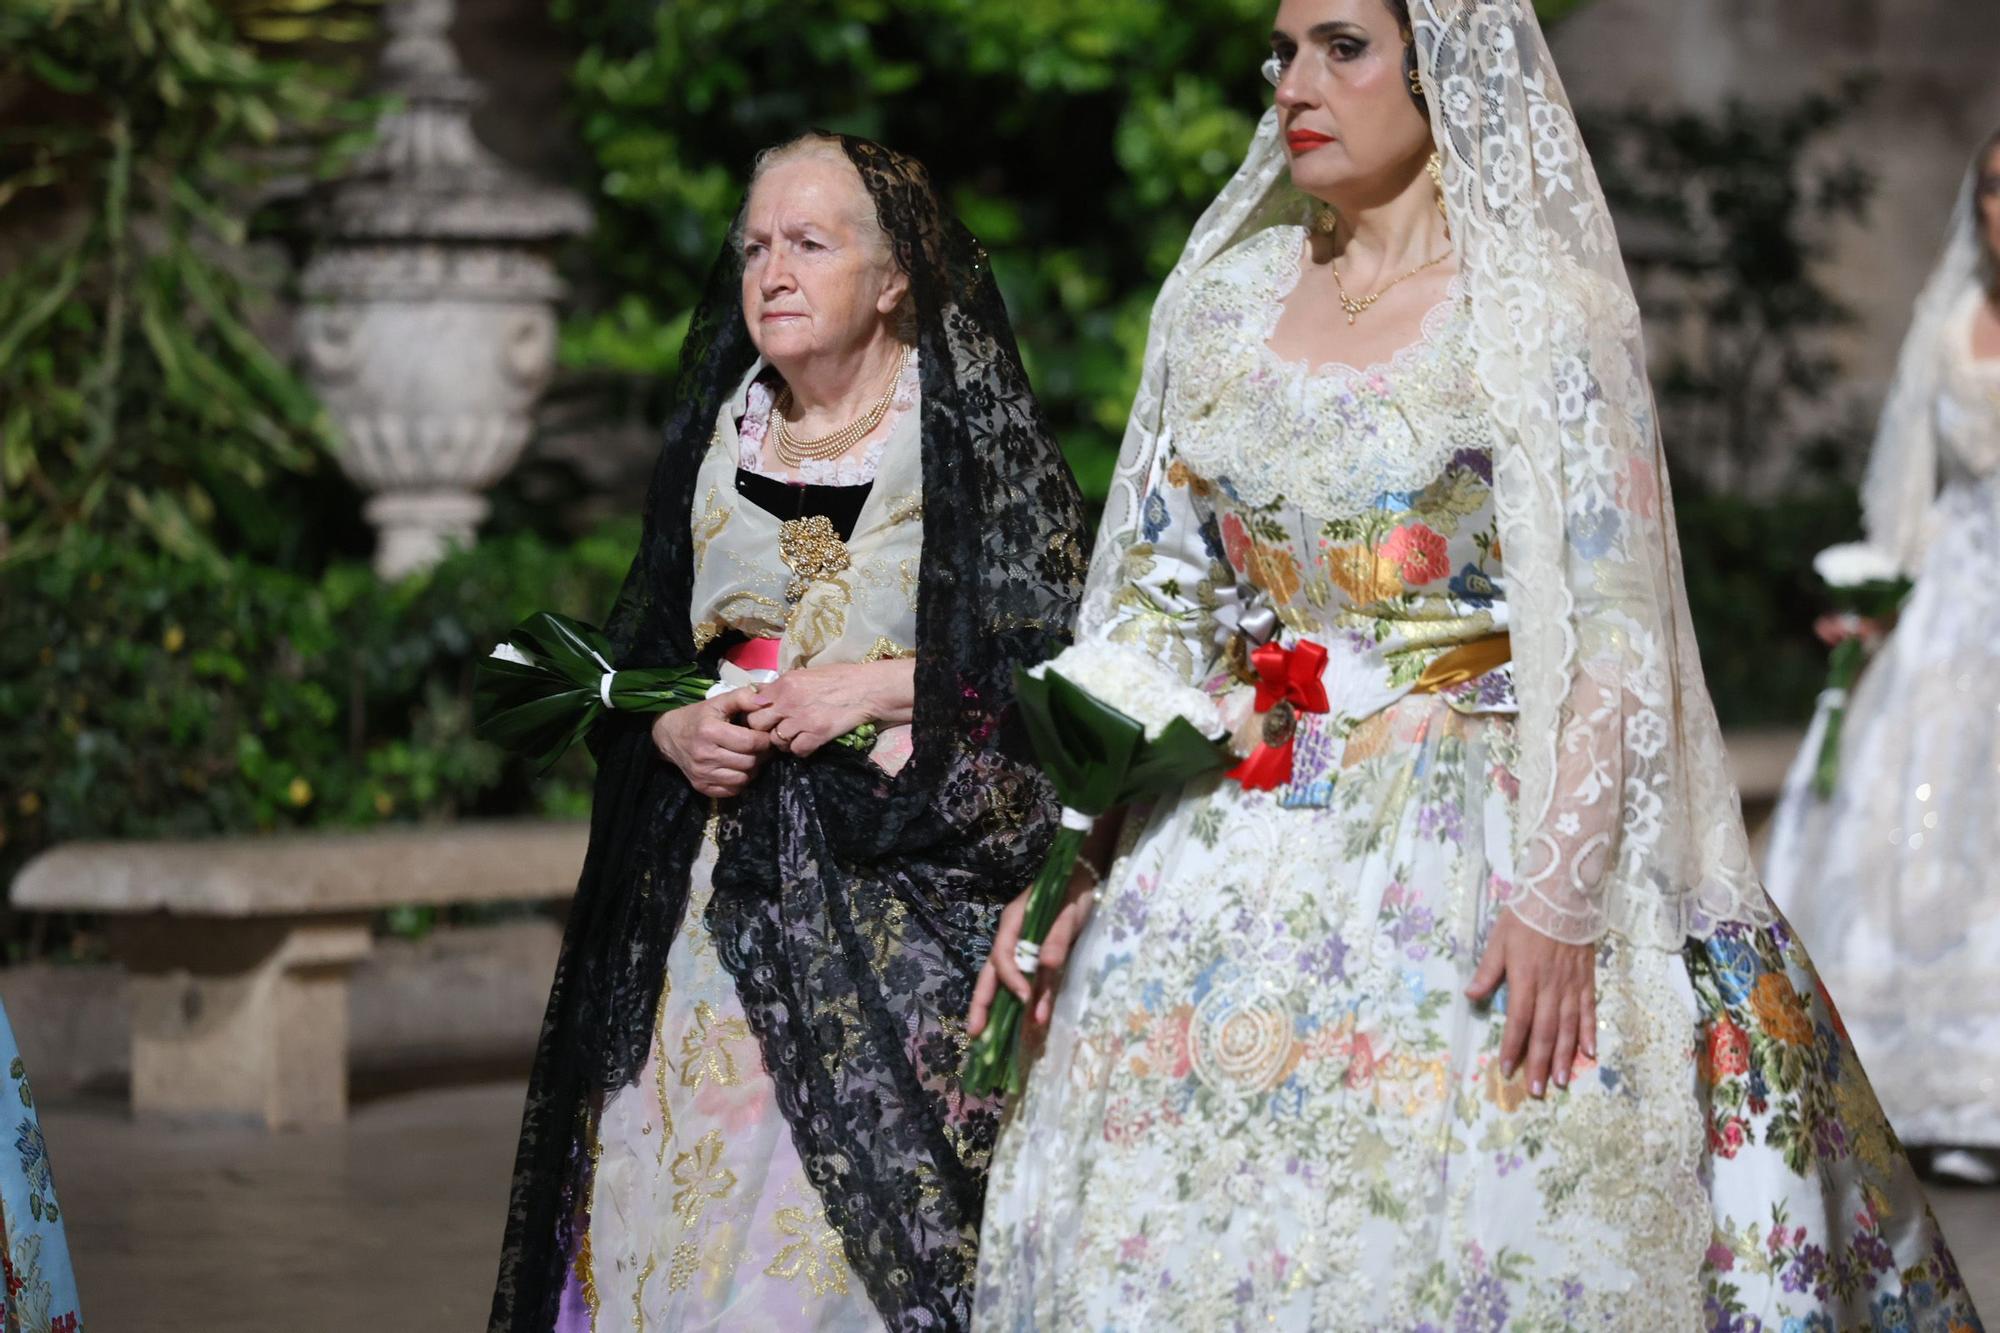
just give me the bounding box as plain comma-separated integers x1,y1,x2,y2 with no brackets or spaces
1257,226,1468,382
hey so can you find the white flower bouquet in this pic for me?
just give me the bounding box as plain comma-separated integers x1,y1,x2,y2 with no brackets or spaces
1807,543,1912,798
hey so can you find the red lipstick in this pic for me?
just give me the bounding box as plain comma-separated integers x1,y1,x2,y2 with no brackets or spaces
1286,129,1335,154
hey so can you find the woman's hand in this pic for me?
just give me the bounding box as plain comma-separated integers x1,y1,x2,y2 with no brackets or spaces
651,690,772,798
744,659,915,757
968,867,1099,1039
1464,908,1597,1098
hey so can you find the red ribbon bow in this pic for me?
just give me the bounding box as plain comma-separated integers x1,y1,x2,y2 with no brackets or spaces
1226,639,1330,792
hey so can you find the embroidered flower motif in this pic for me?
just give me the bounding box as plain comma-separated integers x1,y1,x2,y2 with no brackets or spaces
1448,562,1497,608
1142,489,1173,542
669,1130,738,1229
1708,1016,1751,1079
1449,447,1494,484
679,1001,751,1090
1568,505,1621,560
765,1203,851,1297
1221,512,1253,570
1707,930,1762,1008
1751,972,1815,1048
1242,540,1302,604
1709,1116,1747,1159
1381,523,1452,586
1324,544,1404,607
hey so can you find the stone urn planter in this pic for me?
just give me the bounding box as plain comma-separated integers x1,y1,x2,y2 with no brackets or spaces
299,0,590,578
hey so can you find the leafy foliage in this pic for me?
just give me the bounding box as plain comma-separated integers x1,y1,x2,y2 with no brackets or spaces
0,522,639,923
0,0,378,564
1674,488,1862,727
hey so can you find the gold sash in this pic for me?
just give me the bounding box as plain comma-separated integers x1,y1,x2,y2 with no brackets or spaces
1409,632,1512,695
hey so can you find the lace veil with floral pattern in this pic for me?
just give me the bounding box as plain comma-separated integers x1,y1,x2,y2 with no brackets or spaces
1861,153,1988,572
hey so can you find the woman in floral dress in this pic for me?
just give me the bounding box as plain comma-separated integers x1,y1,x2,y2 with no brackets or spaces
971,1,1984,1329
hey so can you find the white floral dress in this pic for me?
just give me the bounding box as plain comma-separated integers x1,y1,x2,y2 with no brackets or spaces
974,226,1981,1333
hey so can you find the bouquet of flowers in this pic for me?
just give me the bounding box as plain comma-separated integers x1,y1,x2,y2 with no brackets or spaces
962,640,1231,1097
1807,543,1912,799
474,611,874,772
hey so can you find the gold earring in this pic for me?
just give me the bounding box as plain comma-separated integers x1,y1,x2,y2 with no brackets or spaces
1312,204,1340,237
1409,66,1424,99
1427,150,1447,221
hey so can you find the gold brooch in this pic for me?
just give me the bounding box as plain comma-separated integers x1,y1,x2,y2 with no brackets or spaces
778,515,851,603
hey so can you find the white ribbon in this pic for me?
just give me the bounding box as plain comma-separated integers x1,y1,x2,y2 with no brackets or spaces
1013,940,1042,977
589,648,617,710
1060,806,1094,832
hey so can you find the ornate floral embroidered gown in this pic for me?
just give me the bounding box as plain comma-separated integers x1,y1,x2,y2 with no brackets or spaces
1766,287,2000,1153
974,226,1982,1332
557,360,925,1332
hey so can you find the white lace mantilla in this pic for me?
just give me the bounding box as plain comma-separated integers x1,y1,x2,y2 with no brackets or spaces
1166,226,1489,521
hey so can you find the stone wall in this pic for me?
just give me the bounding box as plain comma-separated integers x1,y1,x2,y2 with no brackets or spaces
1553,0,2000,462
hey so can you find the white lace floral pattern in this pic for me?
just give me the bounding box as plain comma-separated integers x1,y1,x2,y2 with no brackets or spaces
1167,226,1488,523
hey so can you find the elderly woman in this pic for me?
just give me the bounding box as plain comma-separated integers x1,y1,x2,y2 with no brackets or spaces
491,134,1086,1332
972,1,1981,1329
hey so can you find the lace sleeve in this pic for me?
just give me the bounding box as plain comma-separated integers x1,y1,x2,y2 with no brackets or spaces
1495,330,1663,943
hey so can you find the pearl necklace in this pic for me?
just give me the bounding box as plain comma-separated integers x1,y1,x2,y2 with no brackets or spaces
772,346,912,467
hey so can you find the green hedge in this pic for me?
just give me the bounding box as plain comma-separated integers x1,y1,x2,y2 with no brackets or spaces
0,525,638,910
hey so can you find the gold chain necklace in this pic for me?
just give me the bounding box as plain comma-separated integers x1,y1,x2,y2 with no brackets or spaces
772,346,911,467
1330,249,1450,325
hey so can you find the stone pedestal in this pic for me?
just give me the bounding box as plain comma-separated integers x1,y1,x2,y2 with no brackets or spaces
299,0,587,578
110,915,372,1130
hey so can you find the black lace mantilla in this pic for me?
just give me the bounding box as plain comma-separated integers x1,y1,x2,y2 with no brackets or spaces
489,136,1087,1332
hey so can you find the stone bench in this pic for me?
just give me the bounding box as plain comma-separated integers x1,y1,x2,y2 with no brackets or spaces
13,821,585,1130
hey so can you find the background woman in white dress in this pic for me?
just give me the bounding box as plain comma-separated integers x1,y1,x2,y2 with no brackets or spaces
969,2,1984,1328
1764,129,2000,1185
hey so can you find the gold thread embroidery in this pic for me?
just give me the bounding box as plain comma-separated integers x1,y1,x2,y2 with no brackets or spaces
630,1252,655,1331
691,479,732,573
764,1204,851,1297
669,1131,737,1229
576,1230,600,1326
667,1240,701,1293
861,636,913,663
654,976,674,1171
679,1001,751,1090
